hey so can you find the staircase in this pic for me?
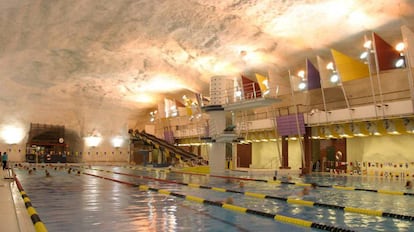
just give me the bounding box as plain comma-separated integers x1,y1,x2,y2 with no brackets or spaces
132,131,208,166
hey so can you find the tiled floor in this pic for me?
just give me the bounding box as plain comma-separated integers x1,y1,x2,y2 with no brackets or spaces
0,169,36,232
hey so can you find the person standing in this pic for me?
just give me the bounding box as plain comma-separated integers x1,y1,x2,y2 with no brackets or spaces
2,152,8,170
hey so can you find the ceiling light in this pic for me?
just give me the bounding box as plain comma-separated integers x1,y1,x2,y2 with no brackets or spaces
235,90,242,97
395,58,405,68
135,94,152,103
359,51,369,59
363,40,372,49
85,136,102,147
297,70,305,78
1,125,25,144
111,136,124,148
388,131,400,135
326,62,334,70
395,42,405,52
330,73,339,83
298,82,307,90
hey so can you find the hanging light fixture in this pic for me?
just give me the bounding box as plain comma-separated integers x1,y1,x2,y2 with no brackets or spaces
363,40,372,49
394,41,406,68
298,81,307,90
330,72,339,83
359,51,369,60
297,70,307,90
326,62,334,70
395,58,405,68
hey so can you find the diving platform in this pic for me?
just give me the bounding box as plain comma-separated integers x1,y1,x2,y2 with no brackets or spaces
223,97,281,111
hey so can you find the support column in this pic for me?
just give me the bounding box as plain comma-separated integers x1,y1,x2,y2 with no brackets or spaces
206,109,227,174
280,136,290,169
157,149,162,164
303,127,312,174
209,143,226,173
332,138,347,173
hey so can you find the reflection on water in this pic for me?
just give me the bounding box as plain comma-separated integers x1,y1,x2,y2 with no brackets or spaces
13,166,414,232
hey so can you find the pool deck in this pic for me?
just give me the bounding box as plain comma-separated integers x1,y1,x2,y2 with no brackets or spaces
0,169,36,232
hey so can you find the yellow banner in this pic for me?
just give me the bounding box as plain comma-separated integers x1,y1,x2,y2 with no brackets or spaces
255,73,269,94
331,49,369,82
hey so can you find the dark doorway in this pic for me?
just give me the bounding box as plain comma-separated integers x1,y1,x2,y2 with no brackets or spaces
237,143,252,168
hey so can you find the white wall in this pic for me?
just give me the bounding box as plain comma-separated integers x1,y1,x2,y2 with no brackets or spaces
0,92,135,163
251,142,281,169
0,142,130,163
81,144,129,163
288,140,303,171
0,144,26,162
347,134,414,163
246,140,303,171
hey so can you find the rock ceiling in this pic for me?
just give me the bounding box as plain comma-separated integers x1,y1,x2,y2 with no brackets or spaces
0,0,413,129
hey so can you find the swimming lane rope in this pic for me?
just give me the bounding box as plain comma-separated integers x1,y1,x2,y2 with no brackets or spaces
82,171,354,232
87,167,414,222
14,173,48,232
140,166,414,197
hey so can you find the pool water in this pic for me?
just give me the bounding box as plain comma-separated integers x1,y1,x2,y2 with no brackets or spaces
14,165,414,232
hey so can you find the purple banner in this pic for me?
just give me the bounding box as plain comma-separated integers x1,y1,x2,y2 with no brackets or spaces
276,114,305,136
306,59,321,90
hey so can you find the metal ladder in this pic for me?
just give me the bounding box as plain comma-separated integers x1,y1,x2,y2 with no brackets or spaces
269,106,282,168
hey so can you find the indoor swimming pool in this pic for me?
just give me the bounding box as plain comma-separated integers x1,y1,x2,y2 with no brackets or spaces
13,164,414,232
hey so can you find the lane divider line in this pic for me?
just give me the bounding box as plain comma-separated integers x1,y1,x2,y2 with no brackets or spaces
82,171,354,232
14,174,48,232
125,165,414,197
84,167,414,221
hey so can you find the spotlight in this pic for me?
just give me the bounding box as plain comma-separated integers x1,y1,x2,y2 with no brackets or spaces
111,136,123,148
395,58,405,68
359,51,369,60
326,62,334,70
85,136,102,147
298,82,307,90
1,125,25,144
395,42,405,52
363,40,372,49
330,73,339,83
297,70,305,78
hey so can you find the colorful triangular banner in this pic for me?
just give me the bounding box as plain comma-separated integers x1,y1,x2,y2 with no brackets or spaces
373,32,401,71
331,49,369,82
255,73,270,95
306,59,321,90
241,75,262,99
